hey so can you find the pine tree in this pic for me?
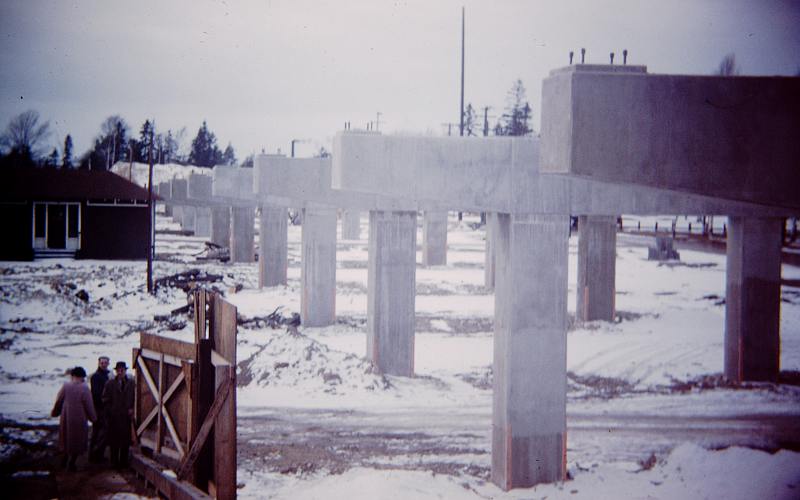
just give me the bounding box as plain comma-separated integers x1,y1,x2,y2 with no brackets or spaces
497,79,533,136
222,142,236,166
62,134,74,169
189,121,221,167
46,148,59,167
137,120,154,162
463,103,477,136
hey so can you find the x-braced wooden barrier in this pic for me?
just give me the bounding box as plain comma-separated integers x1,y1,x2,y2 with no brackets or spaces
132,289,238,499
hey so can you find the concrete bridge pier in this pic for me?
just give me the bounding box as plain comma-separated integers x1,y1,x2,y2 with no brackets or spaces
422,211,448,266
181,206,197,234
492,213,569,490
172,205,183,225
301,207,337,326
211,206,231,248
367,210,417,376
195,207,212,238
341,210,361,240
724,216,783,382
260,205,288,287
485,212,498,289
230,206,254,263
576,215,617,322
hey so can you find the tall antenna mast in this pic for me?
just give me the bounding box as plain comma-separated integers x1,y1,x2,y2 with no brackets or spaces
459,6,465,137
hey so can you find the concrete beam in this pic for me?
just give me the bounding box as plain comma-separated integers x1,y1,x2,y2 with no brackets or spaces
724,216,783,382
492,213,569,489
260,205,288,287
422,211,448,266
211,206,231,248
213,165,255,201
332,133,795,215
188,172,213,200
541,65,800,210
341,210,361,240
170,178,188,201
230,207,254,263
367,210,417,376
577,215,616,322
301,207,337,327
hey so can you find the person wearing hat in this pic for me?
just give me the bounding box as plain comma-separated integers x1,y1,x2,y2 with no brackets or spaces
51,366,97,471
102,361,135,468
89,356,110,462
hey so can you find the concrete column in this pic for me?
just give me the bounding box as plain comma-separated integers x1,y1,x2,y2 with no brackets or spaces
724,216,783,383
195,207,212,238
164,204,173,217
259,205,288,287
485,213,498,288
576,215,617,322
341,210,361,240
181,206,197,234
211,206,231,248
492,213,569,490
230,207,255,263
422,211,448,266
300,207,337,326
367,210,418,376
172,205,183,224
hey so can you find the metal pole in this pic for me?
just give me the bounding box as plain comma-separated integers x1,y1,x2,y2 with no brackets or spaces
147,127,154,294
459,6,465,137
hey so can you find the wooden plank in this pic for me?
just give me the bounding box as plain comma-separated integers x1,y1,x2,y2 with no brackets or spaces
176,367,234,480
140,348,187,367
137,356,160,404
137,371,185,436
194,291,206,344
133,348,141,424
131,452,212,500
156,353,165,454
141,332,197,361
211,293,237,500
194,339,214,491
211,349,231,367
162,407,185,457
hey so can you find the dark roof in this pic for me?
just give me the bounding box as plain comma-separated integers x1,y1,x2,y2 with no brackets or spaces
1,167,156,202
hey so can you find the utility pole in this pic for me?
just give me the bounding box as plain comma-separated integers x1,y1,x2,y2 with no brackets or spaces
459,6,465,137
376,112,383,132
483,106,490,137
146,126,154,294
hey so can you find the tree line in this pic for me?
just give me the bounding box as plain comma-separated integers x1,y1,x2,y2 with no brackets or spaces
0,112,240,170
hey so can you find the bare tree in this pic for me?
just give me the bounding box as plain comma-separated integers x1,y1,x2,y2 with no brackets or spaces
716,53,739,76
0,110,51,163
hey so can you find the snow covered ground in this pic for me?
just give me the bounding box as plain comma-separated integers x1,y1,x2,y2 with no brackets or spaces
1,210,799,499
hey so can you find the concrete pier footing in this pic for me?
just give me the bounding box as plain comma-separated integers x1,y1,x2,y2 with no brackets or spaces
230,207,254,263
367,210,418,376
576,215,617,322
300,208,337,326
724,216,783,382
341,210,361,240
259,205,288,287
211,206,231,248
485,213,498,289
492,213,569,490
422,211,448,266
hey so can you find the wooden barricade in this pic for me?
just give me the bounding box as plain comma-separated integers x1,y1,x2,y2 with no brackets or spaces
132,290,237,499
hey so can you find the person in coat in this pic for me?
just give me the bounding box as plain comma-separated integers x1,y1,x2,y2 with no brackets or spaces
89,356,110,462
51,366,97,471
102,360,135,469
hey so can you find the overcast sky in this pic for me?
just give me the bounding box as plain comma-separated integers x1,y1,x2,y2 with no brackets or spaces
1,0,798,161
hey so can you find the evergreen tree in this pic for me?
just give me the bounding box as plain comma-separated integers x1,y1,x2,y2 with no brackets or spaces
463,103,477,136
137,119,154,162
497,79,533,136
189,120,222,167
46,148,59,167
716,53,739,76
62,134,74,169
222,142,236,166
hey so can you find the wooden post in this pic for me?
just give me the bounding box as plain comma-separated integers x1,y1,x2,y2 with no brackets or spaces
146,128,154,294
156,353,164,454
210,294,237,500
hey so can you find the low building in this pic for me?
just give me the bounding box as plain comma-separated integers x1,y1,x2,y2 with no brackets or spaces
1,167,154,260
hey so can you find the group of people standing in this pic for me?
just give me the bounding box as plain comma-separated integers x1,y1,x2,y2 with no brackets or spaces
51,356,135,471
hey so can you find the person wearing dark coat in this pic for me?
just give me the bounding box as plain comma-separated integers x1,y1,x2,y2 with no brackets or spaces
89,356,110,462
51,366,97,471
102,361,135,468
